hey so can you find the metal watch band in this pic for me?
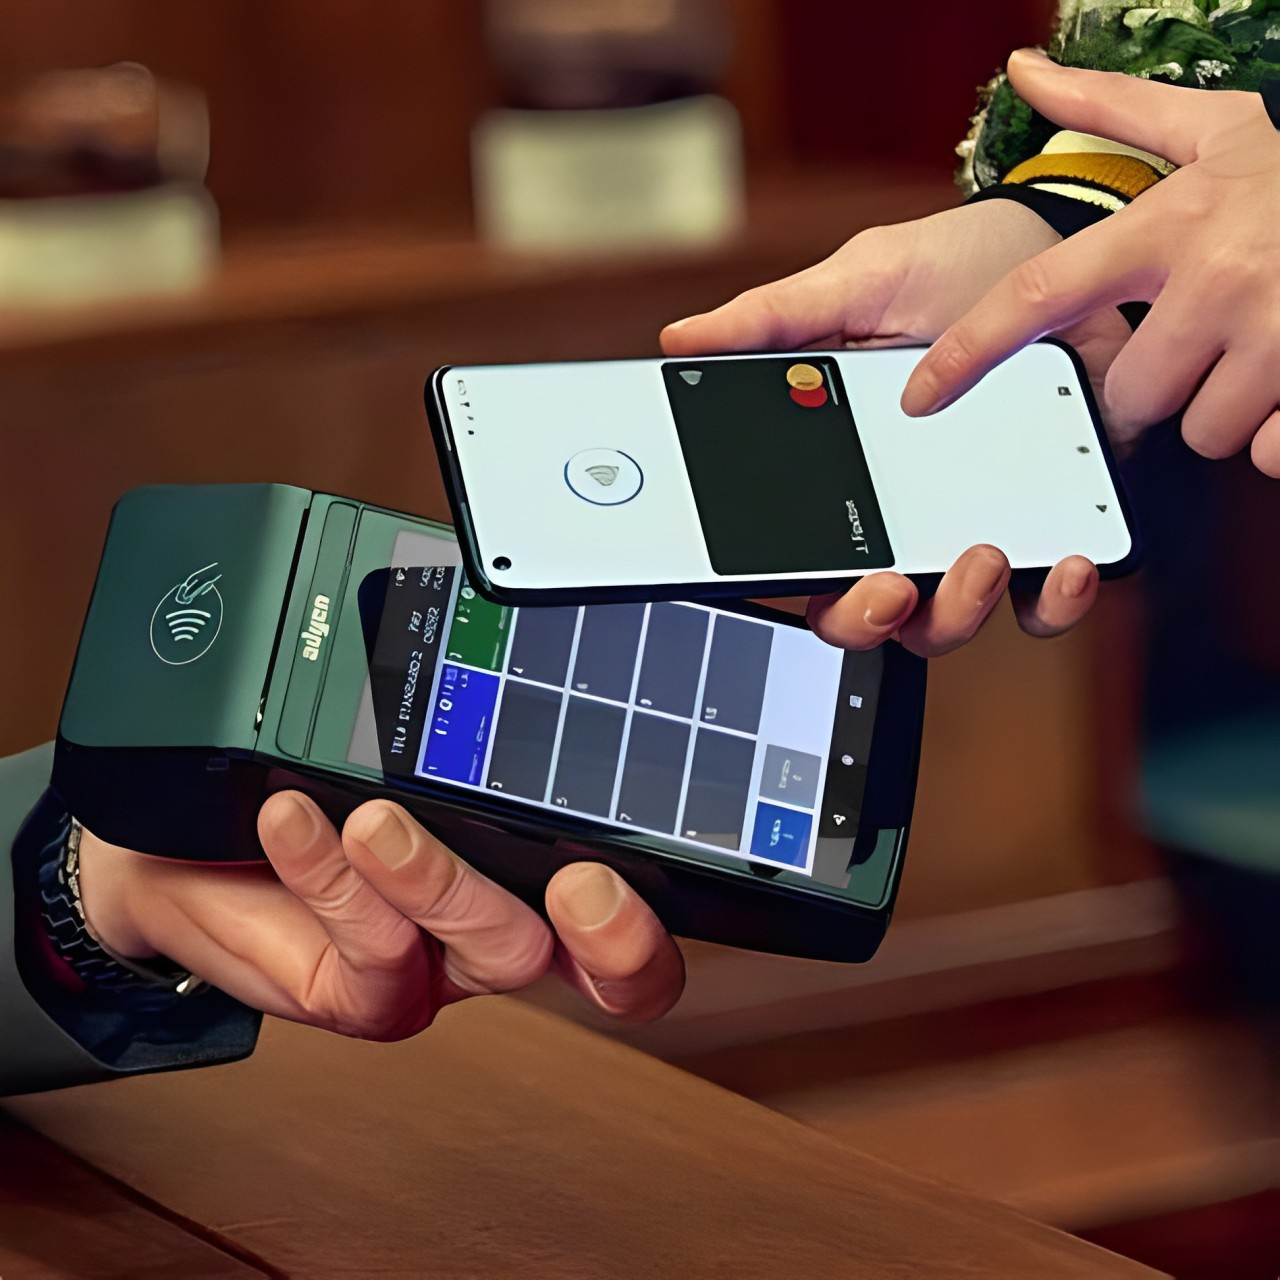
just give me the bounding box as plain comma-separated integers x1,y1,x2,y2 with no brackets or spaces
39,817,207,997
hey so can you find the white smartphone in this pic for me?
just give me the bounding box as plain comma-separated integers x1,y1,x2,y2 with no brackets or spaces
425,341,1137,605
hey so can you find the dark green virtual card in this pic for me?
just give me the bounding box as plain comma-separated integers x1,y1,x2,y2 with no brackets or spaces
662,357,894,577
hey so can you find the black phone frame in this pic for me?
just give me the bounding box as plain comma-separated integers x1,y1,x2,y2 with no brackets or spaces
424,340,1141,607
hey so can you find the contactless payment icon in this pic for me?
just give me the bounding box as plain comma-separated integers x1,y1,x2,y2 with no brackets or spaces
149,562,224,666
564,448,644,505
786,362,828,408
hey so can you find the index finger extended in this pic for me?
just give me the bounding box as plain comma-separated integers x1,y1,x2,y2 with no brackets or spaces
660,231,906,356
899,214,1163,416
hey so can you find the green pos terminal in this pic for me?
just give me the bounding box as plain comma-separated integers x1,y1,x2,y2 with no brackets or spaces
53,485,926,962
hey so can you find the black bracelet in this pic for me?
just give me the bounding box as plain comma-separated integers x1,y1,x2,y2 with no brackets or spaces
965,183,1116,239
1261,77,1280,131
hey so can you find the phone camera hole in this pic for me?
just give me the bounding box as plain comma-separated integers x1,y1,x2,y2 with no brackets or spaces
492,556,512,572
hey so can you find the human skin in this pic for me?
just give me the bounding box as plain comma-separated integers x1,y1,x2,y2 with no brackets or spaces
904,49,1280,476
74,792,685,1038
663,198,1131,654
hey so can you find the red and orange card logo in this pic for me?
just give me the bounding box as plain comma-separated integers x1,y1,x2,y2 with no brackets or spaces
786,362,827,408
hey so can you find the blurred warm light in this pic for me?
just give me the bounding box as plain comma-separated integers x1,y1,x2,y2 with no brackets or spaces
490,0,686,39
0,61,215,308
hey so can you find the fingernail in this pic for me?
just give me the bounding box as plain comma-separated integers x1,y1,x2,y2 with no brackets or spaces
1012,46,1050,62
362,805,417,872
268,792,319,848
557,865,625,930
957,547,1008,604
900,381,948,418
1060,560,1094,599
863,579,917,629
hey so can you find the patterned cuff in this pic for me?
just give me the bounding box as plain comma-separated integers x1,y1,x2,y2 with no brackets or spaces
999,129,1168,213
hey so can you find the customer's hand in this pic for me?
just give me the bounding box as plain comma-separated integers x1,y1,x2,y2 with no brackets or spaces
904,49,1280,475
662,199,1125,654
75,794,684,1038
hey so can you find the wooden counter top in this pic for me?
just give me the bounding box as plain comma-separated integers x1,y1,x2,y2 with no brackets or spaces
5,998,1163,1278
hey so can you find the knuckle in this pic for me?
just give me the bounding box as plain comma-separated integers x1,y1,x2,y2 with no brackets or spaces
845,224,890,258
736,280,777,312
447,929,554,998
1062,80,1095,115
752,287,787,331
1009,254,1058,310
1201,248,1262,298
1224,88,1270,128
404,849,466,920
303,861,366,915
488,933,556,993
740,281,802,341
927,328,980,383
301,954,435,1043
1162,169,1214,224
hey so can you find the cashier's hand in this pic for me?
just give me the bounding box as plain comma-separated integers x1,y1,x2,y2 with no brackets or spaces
75,795,685,1038
662,197,1125,656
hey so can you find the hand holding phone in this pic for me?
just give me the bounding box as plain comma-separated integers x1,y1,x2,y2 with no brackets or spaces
660,197,1137,653
426,342,1137,610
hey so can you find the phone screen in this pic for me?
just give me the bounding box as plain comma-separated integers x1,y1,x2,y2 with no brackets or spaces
334,528,882,885
439,346,1133,593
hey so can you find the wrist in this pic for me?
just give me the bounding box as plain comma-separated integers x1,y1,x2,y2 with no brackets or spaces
75,828,158,959
965,183,1114,240
960,195,1062,251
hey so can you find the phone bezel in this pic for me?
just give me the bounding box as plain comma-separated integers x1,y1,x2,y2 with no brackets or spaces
425,340,1141,607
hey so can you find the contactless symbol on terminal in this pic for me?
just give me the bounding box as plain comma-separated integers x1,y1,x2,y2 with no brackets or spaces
150,563,224,665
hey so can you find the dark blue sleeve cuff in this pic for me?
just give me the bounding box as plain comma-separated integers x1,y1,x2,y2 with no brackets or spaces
13,789,260,1076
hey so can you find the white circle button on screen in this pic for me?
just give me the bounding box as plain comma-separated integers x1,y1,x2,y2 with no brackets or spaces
564,449,644,506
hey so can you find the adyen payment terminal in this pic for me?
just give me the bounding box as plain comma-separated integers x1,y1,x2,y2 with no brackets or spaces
54,485,926,962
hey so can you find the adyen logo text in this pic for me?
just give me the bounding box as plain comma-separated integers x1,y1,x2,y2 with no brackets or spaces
299,594,331,662
150,563,224,665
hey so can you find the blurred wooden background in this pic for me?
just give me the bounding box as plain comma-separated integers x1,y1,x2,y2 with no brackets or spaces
4,5,1276,1272
0,0,1056,234
2,0,1142,920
